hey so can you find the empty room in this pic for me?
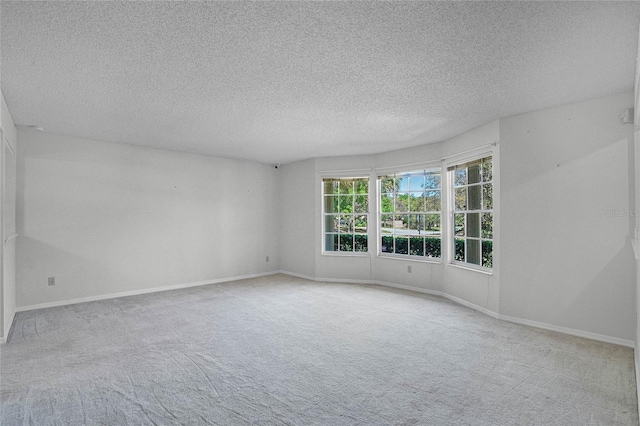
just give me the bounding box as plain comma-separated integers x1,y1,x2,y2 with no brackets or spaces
2,1,640,425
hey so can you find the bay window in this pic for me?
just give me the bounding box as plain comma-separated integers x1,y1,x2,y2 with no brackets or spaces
378,169,441,259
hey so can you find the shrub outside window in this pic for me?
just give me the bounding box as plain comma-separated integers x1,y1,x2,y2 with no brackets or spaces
450,156,493,268
378,169,441,259
323,177,369,253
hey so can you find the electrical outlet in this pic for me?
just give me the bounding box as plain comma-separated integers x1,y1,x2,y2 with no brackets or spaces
407,265,412,273
266,256,269,262
48,276,55,286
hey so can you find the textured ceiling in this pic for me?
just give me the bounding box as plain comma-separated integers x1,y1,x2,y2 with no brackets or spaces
2,1,640,165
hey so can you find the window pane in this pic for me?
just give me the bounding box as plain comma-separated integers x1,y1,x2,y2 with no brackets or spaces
482,240,493,268
354,195,368,213
409,192,425,212
338,215,349,233
454,213,465,236
324,195,339,213
339,195,353,213
325,214,339,233
349,216,359,233
380,194,394,213
455,188,466,210
454,168,467,186
354,179,368,194
425,238,441,258
410,237,424,256
339,234,353,251
425,173,441,189
468,185,481,210
354,216,367,234
468,163,481,184
425,214,441,235
467,213,480,238
482,184,493,210
325,234,339,252
409,175,424,191
467,239,481,265
482,213,493,239
482,158,492,182
339,180,353,194
324,177,369,254
455,238,465,261
378,170,440,259
355,235,367,252
380,176,395,194
407,214,423,234
395,214,408,230
449,156,492,269
381,214,394,233
395,192,409,212
348,215,358,233
426,190,441,211
381,236,393,253
396,175,408,192
394,236,408,254
324,180,339,195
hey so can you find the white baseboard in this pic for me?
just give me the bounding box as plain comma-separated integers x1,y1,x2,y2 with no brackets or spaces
319,277,374,284
635,345,640,423
14,270,635,349
1,312,17,345
280,270,633,348
442,292,500,319
277,270,317,282
498,313,634,348
279,270,375,285
370,279,443,297
369,280,501,320
15,271,281,313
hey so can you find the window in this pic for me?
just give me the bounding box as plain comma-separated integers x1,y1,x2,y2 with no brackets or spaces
322,177,369,253
450,156,493,268
378,169,441,259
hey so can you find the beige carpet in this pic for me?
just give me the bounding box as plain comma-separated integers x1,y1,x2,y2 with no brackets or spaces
1,274,637,425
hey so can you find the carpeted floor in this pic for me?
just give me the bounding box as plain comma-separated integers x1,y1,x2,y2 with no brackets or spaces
1,274,637,425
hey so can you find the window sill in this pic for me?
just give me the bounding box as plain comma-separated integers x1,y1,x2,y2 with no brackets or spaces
378,253,442,264
322,252,370,258
448,262,493,275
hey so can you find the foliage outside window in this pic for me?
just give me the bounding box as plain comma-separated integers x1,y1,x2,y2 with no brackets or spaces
323,177,369,253
450,156,493,268
379,169,441,258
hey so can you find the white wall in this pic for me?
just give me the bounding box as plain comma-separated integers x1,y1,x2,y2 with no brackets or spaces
314,154,376,282
440,121,500,313
10,90,636,345
280,124,493,296
1,91,18,341
500,91,635,341
279,93,635,345
16,131,280,308
278,159,316,278
369,141,447,293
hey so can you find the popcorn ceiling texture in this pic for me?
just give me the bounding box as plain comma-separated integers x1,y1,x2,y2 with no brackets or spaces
1,1,639,164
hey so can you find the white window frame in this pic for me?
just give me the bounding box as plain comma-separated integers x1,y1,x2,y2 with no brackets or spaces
443,149,495,273
321,175,371,256
376,163,442,263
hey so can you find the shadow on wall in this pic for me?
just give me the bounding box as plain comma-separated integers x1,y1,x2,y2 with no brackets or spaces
500,111,635,342
502,97,634,187
16,236,123,309
559,244,636,340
